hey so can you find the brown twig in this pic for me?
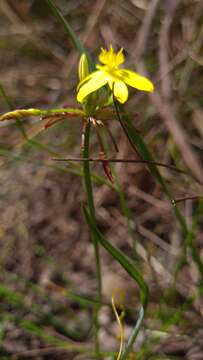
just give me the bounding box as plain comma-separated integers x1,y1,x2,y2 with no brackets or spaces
52,157,186,174
173,195,203,204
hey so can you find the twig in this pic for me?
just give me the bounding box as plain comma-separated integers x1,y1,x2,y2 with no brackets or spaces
52,157,186,174
173,195,203,204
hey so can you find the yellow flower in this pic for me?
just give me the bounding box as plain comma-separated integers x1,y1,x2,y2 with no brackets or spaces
77,45,154,104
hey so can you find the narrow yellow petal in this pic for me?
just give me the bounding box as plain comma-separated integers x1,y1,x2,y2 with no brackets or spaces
108,77,114,90
98,45,124,67
113,80,128,104
99,47,111,65
77,71,108,103
115,48,125,66
77,70,98,91
119,69,154,92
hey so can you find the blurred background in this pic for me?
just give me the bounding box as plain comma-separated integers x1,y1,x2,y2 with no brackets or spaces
0,0,203,359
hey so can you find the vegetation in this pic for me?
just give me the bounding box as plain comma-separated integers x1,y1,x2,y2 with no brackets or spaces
0,1,202,359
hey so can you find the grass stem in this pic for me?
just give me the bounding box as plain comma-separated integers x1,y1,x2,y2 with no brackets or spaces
82,121,102,356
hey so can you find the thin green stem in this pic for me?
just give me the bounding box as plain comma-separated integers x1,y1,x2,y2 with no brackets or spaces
121,307,144,360
82,121,102,356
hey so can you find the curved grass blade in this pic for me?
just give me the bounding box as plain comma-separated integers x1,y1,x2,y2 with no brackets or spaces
83,205,148,308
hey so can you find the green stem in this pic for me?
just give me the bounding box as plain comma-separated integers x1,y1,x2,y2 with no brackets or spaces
82,121,102,356
121,307,144,360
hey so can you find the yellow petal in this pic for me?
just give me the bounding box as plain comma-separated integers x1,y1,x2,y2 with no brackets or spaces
77,71,97,91
99,45,125,67
77,71,108,103
99,45,114,65
115,48,125,66
113,80,128,104
119,69,154,92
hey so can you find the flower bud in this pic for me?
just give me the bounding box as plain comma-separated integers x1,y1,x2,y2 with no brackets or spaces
78,53,89,81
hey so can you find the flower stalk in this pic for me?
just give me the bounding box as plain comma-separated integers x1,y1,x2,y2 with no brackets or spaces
82,120,102,356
